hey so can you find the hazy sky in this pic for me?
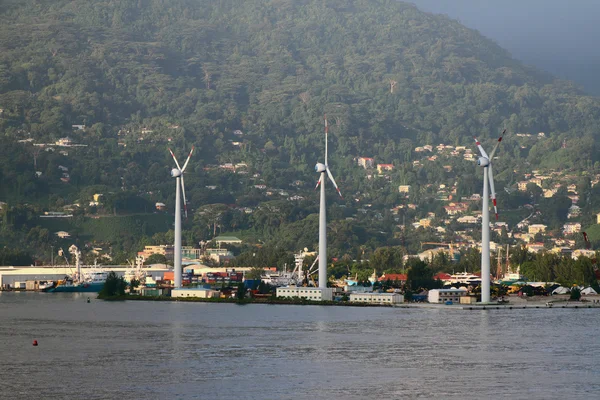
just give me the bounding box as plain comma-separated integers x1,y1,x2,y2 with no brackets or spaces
409,0,600,95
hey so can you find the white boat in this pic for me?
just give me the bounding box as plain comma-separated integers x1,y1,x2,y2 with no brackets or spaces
123,256,147,284
38,281,55,291
444,272,481,285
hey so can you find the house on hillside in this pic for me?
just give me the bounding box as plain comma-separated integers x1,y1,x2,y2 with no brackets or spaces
56,137,73,146
457,215,478,224
357,157,375,169
563,222,581,235
568,205,581,219
214,236,242,246
528,224,547,234
377,164,394,174
572,249,596,259
443,202,468,216
526,242,545,253
398,185,411,194
55,231,71,239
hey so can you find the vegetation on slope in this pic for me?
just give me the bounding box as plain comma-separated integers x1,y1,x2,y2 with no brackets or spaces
1,0,600,267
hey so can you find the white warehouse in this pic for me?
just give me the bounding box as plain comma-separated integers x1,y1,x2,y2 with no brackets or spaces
276,286,333,301
171,288,219,298
428,288,468,304
349,292,403,304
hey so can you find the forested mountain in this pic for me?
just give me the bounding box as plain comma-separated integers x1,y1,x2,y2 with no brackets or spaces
1,0,600,266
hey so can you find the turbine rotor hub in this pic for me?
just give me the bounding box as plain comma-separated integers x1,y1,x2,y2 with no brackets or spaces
477,157,490,167
171,168,182,177
315,163,326,173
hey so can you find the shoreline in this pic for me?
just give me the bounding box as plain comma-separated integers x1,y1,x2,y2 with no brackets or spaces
98,294,395,307
96,294,600,309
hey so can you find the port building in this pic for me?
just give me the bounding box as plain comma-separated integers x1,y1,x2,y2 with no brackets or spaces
428,288,468,304
276,286,333,301
349,292,403,304
171,287,219,298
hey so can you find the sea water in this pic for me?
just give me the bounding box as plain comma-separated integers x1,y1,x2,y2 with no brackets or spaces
1,292,599,399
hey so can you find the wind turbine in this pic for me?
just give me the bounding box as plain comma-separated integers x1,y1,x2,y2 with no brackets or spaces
474,130,504,303
314,115,342,289
169,146,194,289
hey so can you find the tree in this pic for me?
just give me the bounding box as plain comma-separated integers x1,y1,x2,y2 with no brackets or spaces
98,271,127,298
129,278,140,293
235,282,247,301
144,253,167,265
570,287,581,301
406,258,441,291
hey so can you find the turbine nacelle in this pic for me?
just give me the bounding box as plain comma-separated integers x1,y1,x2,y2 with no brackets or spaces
171,168,182,178
315,163,326,173
477,157,489,167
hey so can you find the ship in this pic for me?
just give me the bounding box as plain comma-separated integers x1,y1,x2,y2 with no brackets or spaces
47,245,108,293
47,270,108,293
261,249,315,287
444,272,481,285
123,255,147,284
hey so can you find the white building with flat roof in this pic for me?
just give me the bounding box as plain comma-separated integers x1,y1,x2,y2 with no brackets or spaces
428,288,468,304
276,286,333,301
349,292,403,304
171,288,219,298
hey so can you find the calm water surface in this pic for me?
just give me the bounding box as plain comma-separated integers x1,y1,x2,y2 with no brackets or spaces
1,292,599,399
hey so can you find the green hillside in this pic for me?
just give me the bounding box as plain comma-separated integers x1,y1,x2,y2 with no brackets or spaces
1,0,600,263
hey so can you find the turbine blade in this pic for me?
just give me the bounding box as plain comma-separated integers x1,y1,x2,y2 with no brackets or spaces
473,137,489,159
324,114,328,166
326,167,343,198
168,148,182,171
488,164,498,220
181,146,195,172
314,177,321,191
488,129,506,160
583,232,591,249
180,175,188,218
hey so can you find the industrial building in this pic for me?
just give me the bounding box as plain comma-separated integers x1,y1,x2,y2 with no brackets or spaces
428,288,468,304
349,292,403,304
276,286,333,301
0,265,170,289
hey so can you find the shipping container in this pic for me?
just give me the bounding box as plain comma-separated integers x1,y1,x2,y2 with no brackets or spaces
163,271,174,281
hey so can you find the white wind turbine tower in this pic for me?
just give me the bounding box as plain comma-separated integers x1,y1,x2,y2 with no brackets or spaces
314,115,342,289
169,146,194,289
473,130,504,303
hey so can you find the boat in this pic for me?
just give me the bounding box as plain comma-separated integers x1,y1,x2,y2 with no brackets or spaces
47,278,105,293
498,272,525,285
497,264,525,285
261,249,312,287
444,272,481,285
123,255,147,284
47,245,107,293
38,281,55,291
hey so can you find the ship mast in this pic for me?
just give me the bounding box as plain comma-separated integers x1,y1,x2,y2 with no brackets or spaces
506,244,510,275
496,247,502,279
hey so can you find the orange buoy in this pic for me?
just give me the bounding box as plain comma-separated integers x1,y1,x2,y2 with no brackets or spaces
32,340,38,346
